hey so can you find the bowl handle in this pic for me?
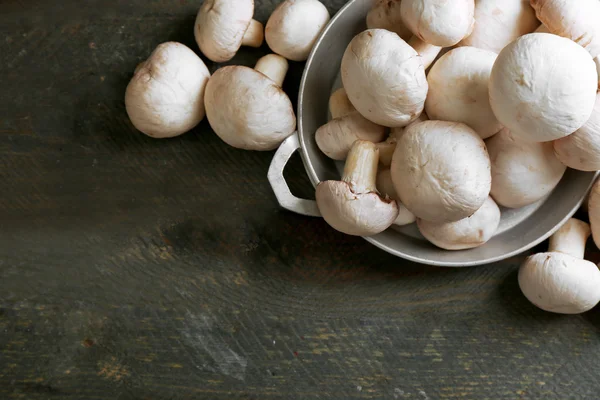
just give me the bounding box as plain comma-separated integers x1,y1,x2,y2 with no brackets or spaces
268,132,321,217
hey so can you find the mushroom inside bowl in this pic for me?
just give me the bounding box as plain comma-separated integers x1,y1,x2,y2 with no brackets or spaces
268,0,597,267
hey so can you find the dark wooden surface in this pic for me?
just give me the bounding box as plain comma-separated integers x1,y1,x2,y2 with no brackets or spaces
2,1,600,399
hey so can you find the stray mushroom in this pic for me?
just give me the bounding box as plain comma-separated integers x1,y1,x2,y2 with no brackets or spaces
400,0,475,47
489,33,598,142
329,88,356,119
265,0,330,62
425,47,502,140
376,112,428,166
518,218,600,314
341,29,428,127
194,0,264,63
408,36,442,70
125,42,211,138
531,0,600,58
457,0,540,53
376,168,417,226
316,140,399,236
391,121,491,223
418,196,501,250
554,93,600,171
486,128,566,208
204,54,296,150
366,0,412,41
587,179,600,248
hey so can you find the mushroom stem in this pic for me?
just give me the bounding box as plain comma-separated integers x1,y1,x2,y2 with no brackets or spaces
242,19,265,48
548,218,591,259
254,54,288,87
342,140,379,194
408,36,442,69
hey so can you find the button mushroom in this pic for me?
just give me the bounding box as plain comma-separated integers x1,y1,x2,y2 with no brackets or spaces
587,179,600,249
418,196,501,250
328,88,356,120
316,140,399,236
486,128,566,208
425,47,502,140
204,54,296,150
457,0,540,53
125,42,211,139
553,93,600,172
391,120,492,223
265,0,330,62
400,0,475,47
518,218,600,314
489,33,598,142
408,36,442,70
376,112,428,167
194,0,264,63
531,0,600,58
366,0,412,41
376,168,416,226
341,29,428,127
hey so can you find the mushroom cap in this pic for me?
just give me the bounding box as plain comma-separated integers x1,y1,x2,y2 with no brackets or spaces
341,29,428,128
588,180,600,249
391,120,492,223
265,0,330,62
458,0,540,53
418,196,501,250
400,0,475,47
376,168,417,226
366,0,413,41
205,66,296,150
531,0,600,58
553,93,600,171
316,180,398,236
125,42,210,138
194,0,254,62
489,33,598,142
425,47,502,139
315,111,386,160
518,252,600,314
487,128,566,208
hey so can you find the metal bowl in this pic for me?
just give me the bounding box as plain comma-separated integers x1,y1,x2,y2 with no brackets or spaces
268,0,597,267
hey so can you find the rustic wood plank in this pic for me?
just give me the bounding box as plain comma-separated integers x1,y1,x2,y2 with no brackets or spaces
1,1,600,399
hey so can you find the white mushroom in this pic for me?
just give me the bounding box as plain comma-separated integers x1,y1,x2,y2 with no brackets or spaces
587,179,600,248
489,33,597,142
341,29,428,127
265,0,330,62
553,93,600,172
316,140,399,236
425,47,502,140
486,128,566,208
376,112,428,166
366,0,413,40
376,168,417,226
418,196,501,250
408,36,442,70
329,88,356,119
315,111,387,160
125,42,211,139
400,0,475,47
458,0,540,53
518,218,600,314
194,0,264,62
204,54,296,150
531,0,600,58
391,121,491,223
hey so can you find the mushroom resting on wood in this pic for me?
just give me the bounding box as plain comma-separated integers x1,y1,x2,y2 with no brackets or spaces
519,218,600,314
205,54,296,151
316,140,399,236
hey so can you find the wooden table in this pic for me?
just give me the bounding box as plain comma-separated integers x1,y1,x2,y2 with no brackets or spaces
2,1,600,398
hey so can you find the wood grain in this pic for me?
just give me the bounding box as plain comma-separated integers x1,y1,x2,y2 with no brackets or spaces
2,1,600,399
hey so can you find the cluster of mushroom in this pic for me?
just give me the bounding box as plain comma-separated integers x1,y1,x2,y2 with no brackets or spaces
315,0,600,255
124,0,330,151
